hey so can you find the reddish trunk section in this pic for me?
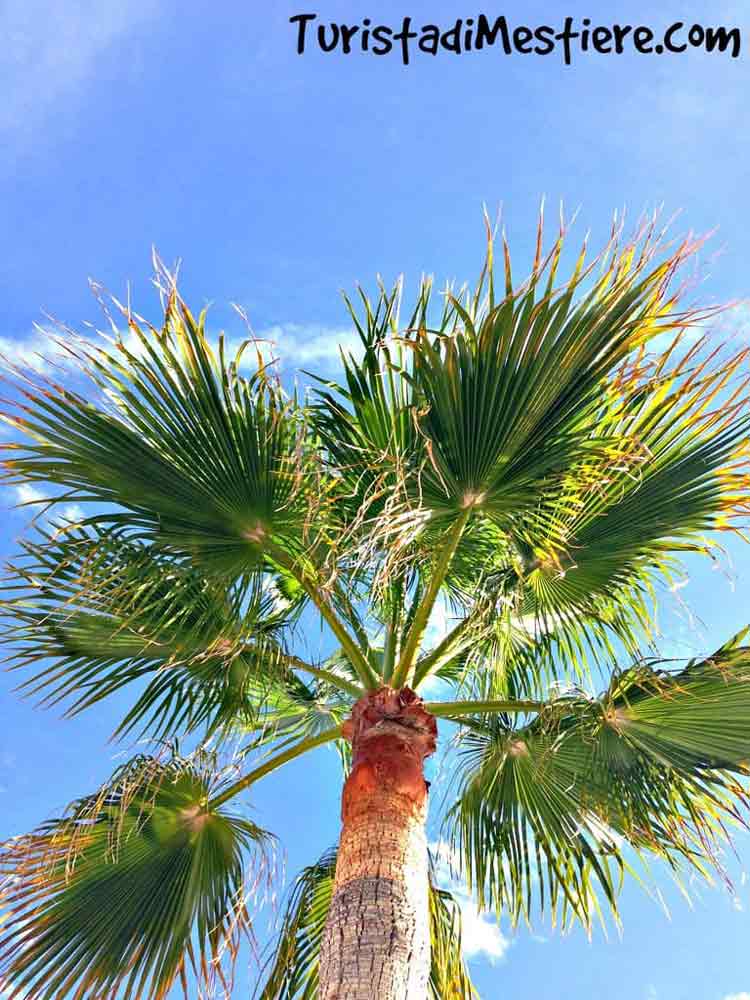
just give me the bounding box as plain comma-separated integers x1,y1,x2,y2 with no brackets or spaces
341,686,437,824
318,687,437,1000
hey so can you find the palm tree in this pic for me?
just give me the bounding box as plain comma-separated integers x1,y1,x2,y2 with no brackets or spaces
1,212,750,1000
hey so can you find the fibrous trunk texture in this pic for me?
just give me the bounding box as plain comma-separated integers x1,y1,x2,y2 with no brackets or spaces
319,687,437,1000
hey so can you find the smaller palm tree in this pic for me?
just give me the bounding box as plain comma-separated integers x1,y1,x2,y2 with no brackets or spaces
1,212,750,1000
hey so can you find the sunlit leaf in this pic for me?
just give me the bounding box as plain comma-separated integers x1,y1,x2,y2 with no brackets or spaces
447,632,750,930
2,278,334,577
1,526,307,741
0,753,271,1000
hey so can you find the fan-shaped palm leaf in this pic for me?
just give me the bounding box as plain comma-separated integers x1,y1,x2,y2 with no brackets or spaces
0,752,271,1000
515,335,750,637
1,277,332,579
0,525,329,741
447,631,750,929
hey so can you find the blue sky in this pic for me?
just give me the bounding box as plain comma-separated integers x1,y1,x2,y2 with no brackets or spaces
2,1,750,997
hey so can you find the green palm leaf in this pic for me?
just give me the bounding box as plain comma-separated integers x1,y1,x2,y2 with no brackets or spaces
447,631,750,930
516,335,750,634
2,281,331,578
0,752,271,1000
370,223,703,523
309,281,418,526
310,221,747,691
1,525,311,741
415,332,750,696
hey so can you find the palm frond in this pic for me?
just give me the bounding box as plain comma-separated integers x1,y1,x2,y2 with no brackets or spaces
2,276,333,579
309,280,417,526
309,217,744,681
0,525,313,741
0,751,272,1000
413,568,655,702
427,878,478,1000
254,848,335,1000
516,334,750,632
398,219,707,521
238,666,355,778
419,331,749,693
446,631,750,930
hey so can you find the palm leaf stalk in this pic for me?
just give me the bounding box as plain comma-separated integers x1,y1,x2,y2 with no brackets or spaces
1,212,750,998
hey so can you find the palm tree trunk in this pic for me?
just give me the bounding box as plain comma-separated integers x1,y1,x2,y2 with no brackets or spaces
319,687,437,1000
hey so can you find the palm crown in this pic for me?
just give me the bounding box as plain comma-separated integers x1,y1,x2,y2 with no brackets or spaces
2,212,750,999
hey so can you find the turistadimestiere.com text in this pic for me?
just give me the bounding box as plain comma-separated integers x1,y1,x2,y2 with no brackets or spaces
289,14,742,66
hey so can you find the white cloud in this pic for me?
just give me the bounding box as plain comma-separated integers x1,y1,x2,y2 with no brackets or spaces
1,319,361,380
724,994,750,1000
6,485,84,529
716,302,750,343
6,483,50,523
456,895,510,962
645,326,703,356
1,1,159,144
429,840,510,964
53,504,84,525
0,328,70,373
261,574,291,616
414,597,463,697
636,300,750,358
244,323,362,370
13,484,47,506
422,597,454,651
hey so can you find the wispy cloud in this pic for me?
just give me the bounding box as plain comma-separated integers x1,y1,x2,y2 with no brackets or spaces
422,597,455,652
716,302,750,343
13,484,47,507
239,323,361,371
6,484,83,528
56,504,84,525
429,840,510,964
724,993,750,1000
0,327,71,373
1,1,160,146
1,319,360,378
415,597,463,698
627,300,750,358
